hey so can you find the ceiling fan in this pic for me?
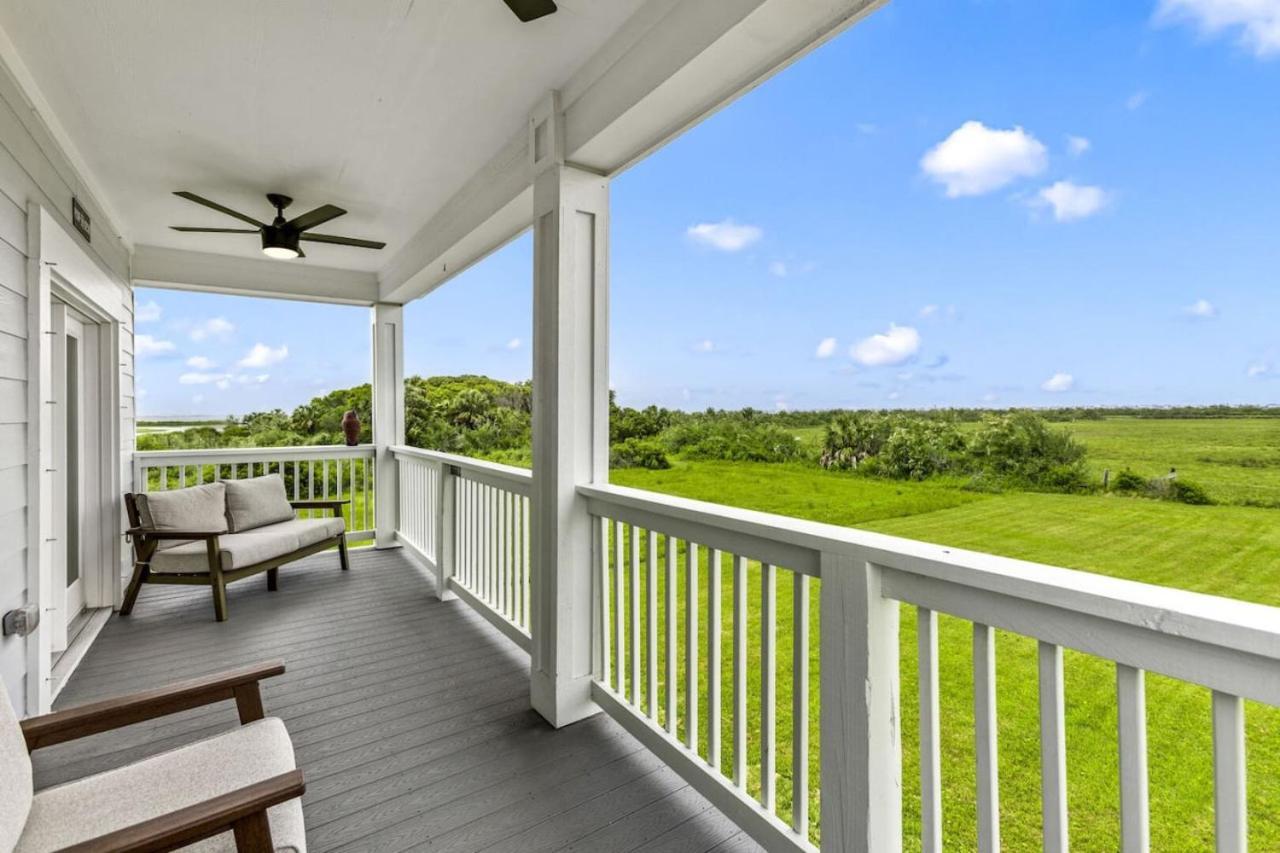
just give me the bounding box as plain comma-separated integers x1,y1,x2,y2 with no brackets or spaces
502,0,557,23
170,191,386,260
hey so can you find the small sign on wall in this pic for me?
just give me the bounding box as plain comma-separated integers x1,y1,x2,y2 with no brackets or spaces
72,196,91,242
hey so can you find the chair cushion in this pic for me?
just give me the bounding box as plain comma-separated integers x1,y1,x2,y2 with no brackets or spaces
135,483,228,551
265,516,346,549
222,475,295,532
0,682,32,852
149,527,301,574
16,717,304,853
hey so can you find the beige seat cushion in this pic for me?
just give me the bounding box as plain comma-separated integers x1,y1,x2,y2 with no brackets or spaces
222,475,295,532
149,528,301,574
0,682,32,851
265,517,345,549
16,717,304,853
135,483,228,551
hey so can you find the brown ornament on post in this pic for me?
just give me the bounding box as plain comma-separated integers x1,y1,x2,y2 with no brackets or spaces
341,410,361,447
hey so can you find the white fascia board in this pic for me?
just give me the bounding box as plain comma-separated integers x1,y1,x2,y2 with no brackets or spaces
131,244,379,305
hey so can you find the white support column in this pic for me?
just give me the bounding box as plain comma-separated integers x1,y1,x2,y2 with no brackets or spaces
529,91,610,728
820,548,902,853
372,302,404,548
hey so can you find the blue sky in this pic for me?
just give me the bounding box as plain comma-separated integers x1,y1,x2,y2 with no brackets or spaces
137,0,1280,416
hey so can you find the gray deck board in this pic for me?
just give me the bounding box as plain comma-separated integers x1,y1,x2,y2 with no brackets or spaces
34,547,764,852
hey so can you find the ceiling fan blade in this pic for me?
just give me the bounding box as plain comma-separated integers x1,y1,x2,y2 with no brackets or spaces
300,233,387,250
170,226,259,233
502,0,557,23
173,191,266,228
287,204,346,232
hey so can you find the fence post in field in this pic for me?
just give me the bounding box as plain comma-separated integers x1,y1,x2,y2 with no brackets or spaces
435,463,457,601
372,301,404,548
820,548,902,852
528,91,610,728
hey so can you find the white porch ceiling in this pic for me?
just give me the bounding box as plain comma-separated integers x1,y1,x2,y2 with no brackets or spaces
0,0,647,272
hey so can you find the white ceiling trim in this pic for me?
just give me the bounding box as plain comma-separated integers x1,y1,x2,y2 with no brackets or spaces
132,244,378,306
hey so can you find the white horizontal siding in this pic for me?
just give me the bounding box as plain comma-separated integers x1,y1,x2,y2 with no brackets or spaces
0,50,130,716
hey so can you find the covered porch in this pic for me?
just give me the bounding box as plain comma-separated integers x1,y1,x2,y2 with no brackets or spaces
0,0,1278,851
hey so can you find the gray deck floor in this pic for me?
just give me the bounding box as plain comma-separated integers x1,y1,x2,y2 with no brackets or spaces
34,547,764,853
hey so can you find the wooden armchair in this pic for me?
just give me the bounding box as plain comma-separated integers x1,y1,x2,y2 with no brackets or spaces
3,662,304,853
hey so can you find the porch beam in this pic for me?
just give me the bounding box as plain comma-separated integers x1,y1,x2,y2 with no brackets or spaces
372,303,404,548
132,245,379,306
377,0,884,306
529,96,610,728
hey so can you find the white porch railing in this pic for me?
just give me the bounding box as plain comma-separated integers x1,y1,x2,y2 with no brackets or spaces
391,445,532,651
133,445,377,541
578,482,1280,853
390,454,1280,852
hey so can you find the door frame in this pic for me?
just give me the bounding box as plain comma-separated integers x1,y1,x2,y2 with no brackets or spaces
26,204,126,713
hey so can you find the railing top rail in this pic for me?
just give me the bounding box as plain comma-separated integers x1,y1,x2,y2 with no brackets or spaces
135,444,375,464
579,482,1280,664
390,445,532,485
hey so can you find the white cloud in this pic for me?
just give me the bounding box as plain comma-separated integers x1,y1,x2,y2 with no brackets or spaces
694,339,715,353
237,343,288,368
850,324,921,367
136,334,176,357
920,121,1048,197
256,374,270,383
1156,0,1280,58
856,122,878,135
189,317,235,341
136,300,162,323
918,304,939,318
1067,135,1091,157
686,220,763,252
185,355,216,369
1126,90,1150,110
1041,372,1075,392
1036,181,1109,222
1183,298,1218,318
179,371,230,385
505,338,522,350
815,337,838,359
1247,361,1278,378
769,261,789,277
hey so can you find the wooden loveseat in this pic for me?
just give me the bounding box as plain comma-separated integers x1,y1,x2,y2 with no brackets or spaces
123,474,350,621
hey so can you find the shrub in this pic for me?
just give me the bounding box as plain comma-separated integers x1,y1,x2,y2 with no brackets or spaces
610,437,671,470
666,419,802,463
879,420,964,480
1111,469,1147,493
968,411,1087,487
1168,478,1213,505
819,412,897,470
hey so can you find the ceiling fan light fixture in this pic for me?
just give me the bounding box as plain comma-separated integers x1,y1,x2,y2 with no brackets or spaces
261,227,301,260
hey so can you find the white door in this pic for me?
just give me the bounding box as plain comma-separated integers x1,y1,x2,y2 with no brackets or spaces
50,302,99,654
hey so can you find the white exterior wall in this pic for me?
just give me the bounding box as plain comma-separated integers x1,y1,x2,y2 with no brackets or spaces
0,57,132,716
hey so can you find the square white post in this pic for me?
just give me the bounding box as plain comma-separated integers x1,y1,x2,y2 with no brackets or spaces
372,302,404,549
820,548,902,852
529,92,610,728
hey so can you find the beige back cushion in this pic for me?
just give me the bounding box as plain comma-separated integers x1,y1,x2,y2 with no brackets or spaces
222,475,295,532
134,483,228,551
0,681,33,849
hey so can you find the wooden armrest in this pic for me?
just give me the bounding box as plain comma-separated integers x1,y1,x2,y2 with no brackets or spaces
289,499,348,511
57,769,305,853
126,528,223,541
22,661,285,751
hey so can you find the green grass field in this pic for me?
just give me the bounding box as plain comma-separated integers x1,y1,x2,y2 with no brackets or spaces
611,419,1280,850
